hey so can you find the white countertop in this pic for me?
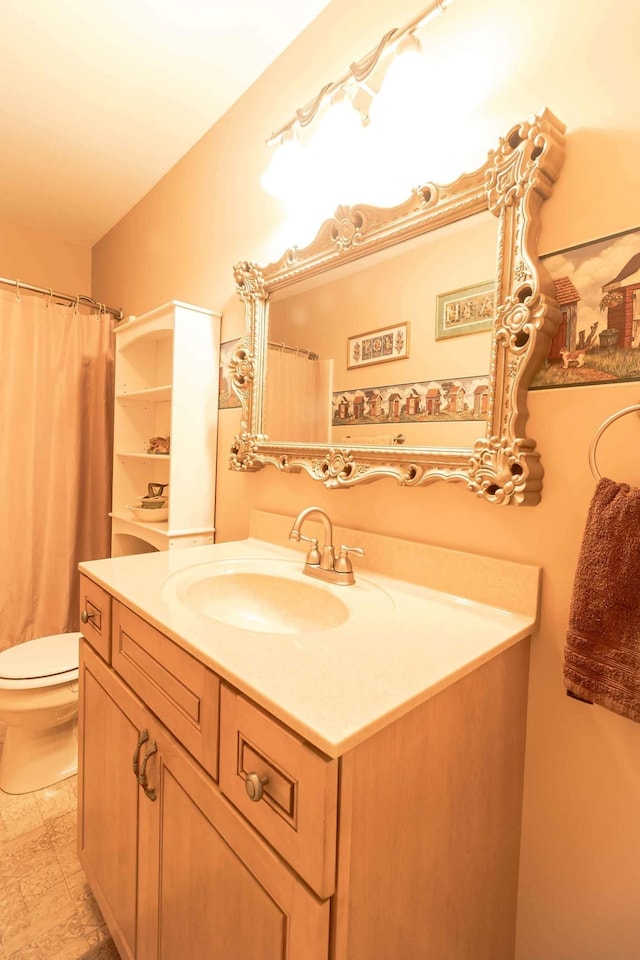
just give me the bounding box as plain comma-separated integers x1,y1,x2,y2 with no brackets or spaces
79,524,539,758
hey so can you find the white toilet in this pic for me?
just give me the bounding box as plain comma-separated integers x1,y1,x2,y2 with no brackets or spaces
0,632,82,794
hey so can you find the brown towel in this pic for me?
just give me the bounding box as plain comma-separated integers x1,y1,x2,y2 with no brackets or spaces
563,477,640,723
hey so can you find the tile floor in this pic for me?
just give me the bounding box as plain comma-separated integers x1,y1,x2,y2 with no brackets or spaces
0,746,120,960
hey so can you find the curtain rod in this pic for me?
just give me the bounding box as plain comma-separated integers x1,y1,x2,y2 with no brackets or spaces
268,340,319,360
0,276,124,321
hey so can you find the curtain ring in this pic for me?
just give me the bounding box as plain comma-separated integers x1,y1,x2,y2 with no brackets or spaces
15,280,21,302
588,403,640,480
73,295,80,315
45,288,53,308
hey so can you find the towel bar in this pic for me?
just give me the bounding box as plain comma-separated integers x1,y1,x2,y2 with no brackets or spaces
589,402,640,480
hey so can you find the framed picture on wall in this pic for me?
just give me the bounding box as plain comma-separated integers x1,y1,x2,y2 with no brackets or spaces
435,281,495,340
347,322,409,370
531,225,640,389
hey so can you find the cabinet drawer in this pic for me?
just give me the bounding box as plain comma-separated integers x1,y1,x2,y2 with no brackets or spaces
79,575,112,662
219,683,338,899
112,602,219,779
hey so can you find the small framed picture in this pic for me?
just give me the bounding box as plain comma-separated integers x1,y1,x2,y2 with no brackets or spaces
436,281,495,340
347,322,409,370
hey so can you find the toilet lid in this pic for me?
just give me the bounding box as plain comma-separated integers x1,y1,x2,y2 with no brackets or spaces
0,632,81,680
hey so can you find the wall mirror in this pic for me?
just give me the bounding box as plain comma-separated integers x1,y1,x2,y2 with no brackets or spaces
230,109,565,505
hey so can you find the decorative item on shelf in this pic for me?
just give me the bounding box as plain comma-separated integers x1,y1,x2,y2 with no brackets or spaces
127,501,168,523
126,505,168,523
127,482,169,522
144,482,168,499
147,435,170,454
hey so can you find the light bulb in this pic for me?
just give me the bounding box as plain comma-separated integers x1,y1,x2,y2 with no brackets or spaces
370,40,432,130
303,94,365,214
365,43,434,202
260,132,306,200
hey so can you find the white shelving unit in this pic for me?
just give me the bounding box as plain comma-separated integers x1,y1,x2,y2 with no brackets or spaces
111,300,221,557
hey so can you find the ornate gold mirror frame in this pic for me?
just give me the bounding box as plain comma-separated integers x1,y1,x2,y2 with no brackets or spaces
230,109,565,505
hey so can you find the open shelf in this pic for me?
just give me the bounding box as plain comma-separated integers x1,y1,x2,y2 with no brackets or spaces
116,452,171,461
111,301,221,557
116,384,172,403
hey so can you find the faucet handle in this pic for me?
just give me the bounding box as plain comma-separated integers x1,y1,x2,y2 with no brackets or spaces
335,545,365,574
289,526,322,567
304,538,321,567
289,528,315,545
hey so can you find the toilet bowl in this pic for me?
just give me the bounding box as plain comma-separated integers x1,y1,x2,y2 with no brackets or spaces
0,632,82,794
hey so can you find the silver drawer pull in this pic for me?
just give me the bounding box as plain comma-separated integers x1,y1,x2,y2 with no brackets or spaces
245,771,269,803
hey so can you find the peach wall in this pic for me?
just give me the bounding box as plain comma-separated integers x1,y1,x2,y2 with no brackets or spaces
0,219,91,294
92,0,640,957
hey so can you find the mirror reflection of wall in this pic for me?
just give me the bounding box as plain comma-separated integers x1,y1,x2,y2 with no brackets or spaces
266,209,499,447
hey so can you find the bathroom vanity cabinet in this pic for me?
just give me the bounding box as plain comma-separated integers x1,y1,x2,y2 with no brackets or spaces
80,643,328,960
110,301,221,557
78,565,531,960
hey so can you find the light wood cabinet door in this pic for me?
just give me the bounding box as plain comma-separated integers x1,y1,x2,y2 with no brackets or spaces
137,717,330,960
78,642,147,960
79,641,330,960
219,684,338,899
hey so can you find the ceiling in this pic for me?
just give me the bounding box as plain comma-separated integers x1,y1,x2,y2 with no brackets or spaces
0,0,332,246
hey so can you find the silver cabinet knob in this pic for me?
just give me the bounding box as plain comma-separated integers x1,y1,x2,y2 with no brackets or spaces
245,772,269,803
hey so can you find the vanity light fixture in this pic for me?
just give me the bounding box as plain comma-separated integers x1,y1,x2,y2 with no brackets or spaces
261,0,455,201
266,0,454,146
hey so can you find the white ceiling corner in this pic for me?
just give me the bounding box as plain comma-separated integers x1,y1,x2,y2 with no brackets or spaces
0,0,332,246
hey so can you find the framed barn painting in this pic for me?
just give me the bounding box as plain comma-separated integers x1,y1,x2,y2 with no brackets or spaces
532,226,640,389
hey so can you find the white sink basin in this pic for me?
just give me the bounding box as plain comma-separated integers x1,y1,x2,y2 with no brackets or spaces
162,557,393,635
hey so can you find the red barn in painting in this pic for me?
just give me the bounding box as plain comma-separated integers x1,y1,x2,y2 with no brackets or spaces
549,276,581,360
600,252,640,348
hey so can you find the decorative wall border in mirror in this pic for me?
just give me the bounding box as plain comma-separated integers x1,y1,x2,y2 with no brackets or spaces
230,109,566,505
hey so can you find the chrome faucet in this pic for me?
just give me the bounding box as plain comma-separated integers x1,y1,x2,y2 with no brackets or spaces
288,506,364,585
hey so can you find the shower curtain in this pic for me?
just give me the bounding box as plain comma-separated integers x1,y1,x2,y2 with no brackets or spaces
0,289,114,650
264,347,333,442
